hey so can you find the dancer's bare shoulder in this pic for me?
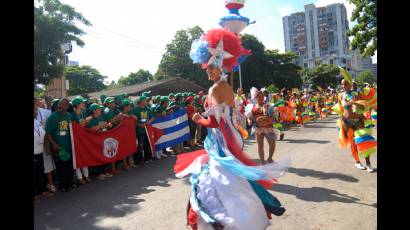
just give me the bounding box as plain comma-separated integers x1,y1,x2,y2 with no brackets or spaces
210,81,235,107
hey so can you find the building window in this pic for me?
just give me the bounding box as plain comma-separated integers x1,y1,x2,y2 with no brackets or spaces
304,63,308,68
330,59,333,64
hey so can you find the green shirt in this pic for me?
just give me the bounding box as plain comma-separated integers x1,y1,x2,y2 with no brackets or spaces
133,106,153,134
86,115,106,129
70,110,87,123
45,111,72,153
103,107,119,121
150,103,158,111
154,104,167,116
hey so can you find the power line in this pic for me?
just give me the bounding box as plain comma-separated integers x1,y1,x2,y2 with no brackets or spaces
83,25,163,50
92,24,162,49
84,29,164,54
84,31,163,54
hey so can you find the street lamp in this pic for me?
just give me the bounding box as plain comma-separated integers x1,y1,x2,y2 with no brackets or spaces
60,43,72,97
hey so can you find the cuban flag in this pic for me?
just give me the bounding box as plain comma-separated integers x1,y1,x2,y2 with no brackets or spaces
145,108,190,154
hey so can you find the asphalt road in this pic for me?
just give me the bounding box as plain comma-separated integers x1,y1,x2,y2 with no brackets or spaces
34,115,377,230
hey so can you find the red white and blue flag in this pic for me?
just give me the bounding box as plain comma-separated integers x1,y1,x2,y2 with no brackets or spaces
145,108,190,153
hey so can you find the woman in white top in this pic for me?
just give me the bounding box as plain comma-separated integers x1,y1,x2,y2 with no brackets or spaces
34,105,53,202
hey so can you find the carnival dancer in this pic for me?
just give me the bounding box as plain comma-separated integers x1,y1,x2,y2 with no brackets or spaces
175,28,290,230
334,69,377,172
271,93,285,140
247,90,280,164
308,91,318,120
234,88,248,139
290,90,305,127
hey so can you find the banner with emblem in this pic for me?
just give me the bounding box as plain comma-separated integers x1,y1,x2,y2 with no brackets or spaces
70,117,138,168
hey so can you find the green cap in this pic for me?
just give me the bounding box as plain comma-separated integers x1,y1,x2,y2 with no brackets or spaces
182,92,187,97
142,91,151,98
154,95,161,101
194,95,200,100
122,99,131,107
175,93,182,97
52,98,60,105
104,97,115,104
161,96,169,102
71,96,86,106
189,92,195,96
138,95,148,103
58,148,71,162
168,93,175,98
115,95,122,101
100,94,107,103
89,103,104,111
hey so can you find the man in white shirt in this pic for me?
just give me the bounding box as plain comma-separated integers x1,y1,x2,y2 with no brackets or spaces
34,105,53,201
34,97,57,193
35,97,52,126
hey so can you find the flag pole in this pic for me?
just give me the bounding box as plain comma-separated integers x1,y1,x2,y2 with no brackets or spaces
69,122,77,169
239,64,242,90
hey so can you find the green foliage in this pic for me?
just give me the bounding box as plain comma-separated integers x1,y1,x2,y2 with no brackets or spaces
64,65,107,96
300,64,340,89
34,0,91,85
265,49,302,90
154,26,210,88
266,84,279,94
237,34,268,91
355,70,375,86
34,84,47,98
155,28,302,91
106,80,120,90
347,0,377,57
118,69,153,86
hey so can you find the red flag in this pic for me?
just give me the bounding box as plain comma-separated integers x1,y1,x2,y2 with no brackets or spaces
145,125,164,154
71,117,138,168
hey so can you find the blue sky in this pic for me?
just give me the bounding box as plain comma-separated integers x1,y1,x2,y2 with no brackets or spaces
60,0,373,83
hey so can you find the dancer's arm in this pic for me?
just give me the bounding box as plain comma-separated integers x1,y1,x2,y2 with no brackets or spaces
192,113,218,128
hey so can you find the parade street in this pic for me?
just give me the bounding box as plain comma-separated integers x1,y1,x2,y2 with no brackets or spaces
34,115,377,230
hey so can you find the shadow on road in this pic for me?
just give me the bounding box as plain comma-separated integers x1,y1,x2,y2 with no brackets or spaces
34,157,179,230
305,125,338,129
271,184,375,208
287,167,359,183
284,139,330,144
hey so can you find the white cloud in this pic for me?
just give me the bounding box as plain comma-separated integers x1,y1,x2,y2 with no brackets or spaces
60,0,225,82
276,5,294,17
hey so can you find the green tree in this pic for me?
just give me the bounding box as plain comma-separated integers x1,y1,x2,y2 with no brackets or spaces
34,0,91,85
155,26,210,87
266,84,279,94
34,84,47,98
301,64,340,89
265,50,302,90
106,80,120,89
347,0,377,57
64,65,107,96
237,34,268,91
118,69,153,86
355,70,376,86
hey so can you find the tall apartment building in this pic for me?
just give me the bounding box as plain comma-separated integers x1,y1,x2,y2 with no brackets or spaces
283,3,351,69
371,63,377,77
